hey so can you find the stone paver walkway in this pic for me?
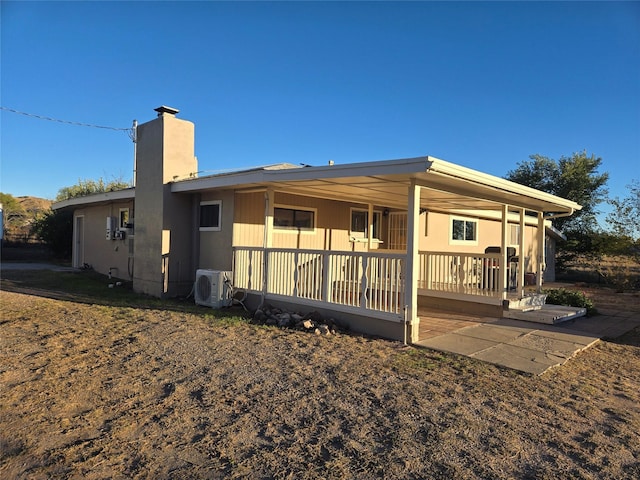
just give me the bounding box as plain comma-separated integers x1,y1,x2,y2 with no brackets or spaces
414,308,640,375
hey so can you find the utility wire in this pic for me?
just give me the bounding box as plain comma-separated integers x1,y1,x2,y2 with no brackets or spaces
0,106,133,132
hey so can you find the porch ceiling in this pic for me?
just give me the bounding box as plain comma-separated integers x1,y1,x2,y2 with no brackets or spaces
267,176,502,212
172,156,581,215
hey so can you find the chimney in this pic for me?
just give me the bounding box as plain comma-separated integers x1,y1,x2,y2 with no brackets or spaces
133,106,196,298
154,105,180,117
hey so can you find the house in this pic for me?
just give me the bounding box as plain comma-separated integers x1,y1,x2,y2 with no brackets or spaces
53,106,581,343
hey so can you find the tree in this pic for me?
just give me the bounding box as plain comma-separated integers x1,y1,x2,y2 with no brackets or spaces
0,192,27,234
607,179,640,243
505,151,609,233
55,176,131,202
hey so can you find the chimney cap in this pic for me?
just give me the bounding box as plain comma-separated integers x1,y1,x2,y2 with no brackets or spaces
155,105,180,117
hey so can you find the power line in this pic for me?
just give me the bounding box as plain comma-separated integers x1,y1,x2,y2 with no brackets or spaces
0,106,133,132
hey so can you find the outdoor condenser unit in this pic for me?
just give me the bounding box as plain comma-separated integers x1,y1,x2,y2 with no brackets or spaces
194,269,233,308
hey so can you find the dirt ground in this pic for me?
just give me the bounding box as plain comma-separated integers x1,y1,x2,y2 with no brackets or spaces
1,280,639,479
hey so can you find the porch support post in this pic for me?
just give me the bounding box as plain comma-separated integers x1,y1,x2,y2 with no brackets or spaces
367,203,374,251
264,188,274,249
518,208,525,298
537,211,545,293
262,188,275,299
405,181,420,343
500,204,509,301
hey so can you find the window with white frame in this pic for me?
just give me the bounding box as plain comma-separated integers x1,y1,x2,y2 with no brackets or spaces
274,206,315,231
200,200,221,231
350,208,381,239
450,216,478,244
118,208,130,229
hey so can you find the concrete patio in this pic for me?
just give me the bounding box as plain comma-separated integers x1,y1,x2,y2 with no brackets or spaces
415,307,640,375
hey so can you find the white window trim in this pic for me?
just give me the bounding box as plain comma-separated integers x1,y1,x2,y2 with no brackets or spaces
350,208,382,240
273,204,317,234
199,200,222,232
449,215,479,246
118,208,130,229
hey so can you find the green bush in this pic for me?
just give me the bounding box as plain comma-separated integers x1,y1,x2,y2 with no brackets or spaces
544,288,597,316
30,209,73,259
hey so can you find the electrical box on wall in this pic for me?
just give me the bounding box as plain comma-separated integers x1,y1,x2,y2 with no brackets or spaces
106,217,116,240
114,230,126,240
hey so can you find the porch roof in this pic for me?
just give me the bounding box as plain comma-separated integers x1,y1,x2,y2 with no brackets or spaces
172,156,581,216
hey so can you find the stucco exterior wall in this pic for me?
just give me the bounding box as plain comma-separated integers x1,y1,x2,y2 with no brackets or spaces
72,200,134,279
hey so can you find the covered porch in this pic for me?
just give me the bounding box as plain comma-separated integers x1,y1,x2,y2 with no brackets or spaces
175,156,581,343
232,245,545,343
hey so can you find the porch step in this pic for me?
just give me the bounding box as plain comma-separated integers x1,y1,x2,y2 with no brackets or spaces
502,304,587,325
504,293,547,312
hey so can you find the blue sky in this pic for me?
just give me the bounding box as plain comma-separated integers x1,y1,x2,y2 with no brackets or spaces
1,1,638,220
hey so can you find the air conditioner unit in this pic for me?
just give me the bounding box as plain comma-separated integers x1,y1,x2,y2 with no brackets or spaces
194,269,232,308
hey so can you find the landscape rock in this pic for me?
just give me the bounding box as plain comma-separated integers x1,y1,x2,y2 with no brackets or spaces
317,324,331,335
303,311,323,323
251,306,342,335
277,313,292,327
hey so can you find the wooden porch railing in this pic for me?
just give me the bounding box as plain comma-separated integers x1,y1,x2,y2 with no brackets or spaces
232,247,405,316
417,251,511,299
232,248,515,316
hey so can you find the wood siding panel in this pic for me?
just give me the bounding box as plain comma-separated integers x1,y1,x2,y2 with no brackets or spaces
233,191,393,252
233,192,265,247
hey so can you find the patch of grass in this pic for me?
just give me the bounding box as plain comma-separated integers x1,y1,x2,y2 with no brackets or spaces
393,348,445,372
0,269,250,321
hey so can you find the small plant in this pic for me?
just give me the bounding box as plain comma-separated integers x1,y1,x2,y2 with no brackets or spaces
543,288,597,316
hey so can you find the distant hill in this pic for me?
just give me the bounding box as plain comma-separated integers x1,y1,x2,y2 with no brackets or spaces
17,196,53,214
2,195,52,242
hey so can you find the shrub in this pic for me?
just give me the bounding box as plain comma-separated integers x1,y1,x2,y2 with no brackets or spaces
544,288,597,316
31,209,73,259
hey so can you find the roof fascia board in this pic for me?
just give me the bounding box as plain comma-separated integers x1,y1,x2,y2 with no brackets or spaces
427,158,582,212
263,157,431,182
418,171,578,214
171,157,431,193
52,188,135,210
171,169,269,192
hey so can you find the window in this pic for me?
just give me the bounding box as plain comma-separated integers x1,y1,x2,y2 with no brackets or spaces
274,206,315,231
200,201,221,231
509,224,521,245
119,208,130,229
450,216,478,244
350,209,381,239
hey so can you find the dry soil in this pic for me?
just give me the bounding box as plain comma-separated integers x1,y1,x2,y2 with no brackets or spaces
1,282,639,479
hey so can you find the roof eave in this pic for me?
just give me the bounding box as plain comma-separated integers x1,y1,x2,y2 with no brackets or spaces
171,156,432,193
51,188,136,210
426,157,582,214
